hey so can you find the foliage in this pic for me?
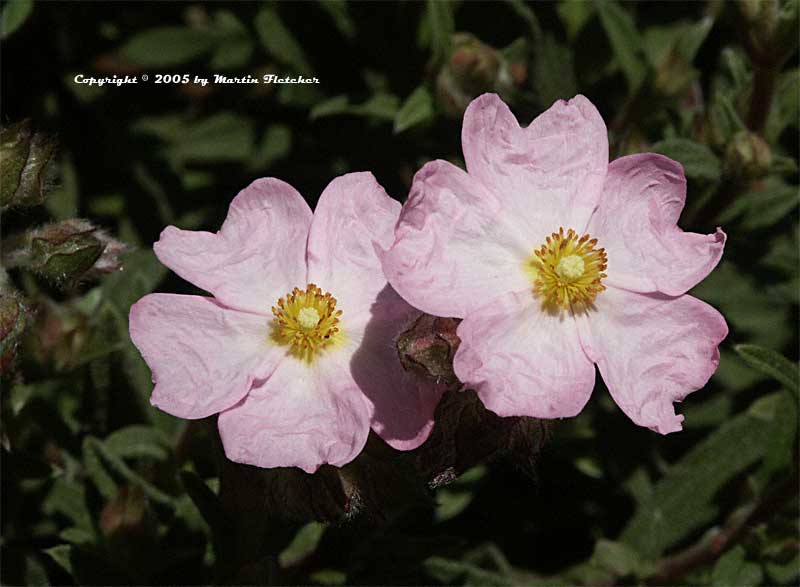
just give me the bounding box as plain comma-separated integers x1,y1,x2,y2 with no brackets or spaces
1,1,798,586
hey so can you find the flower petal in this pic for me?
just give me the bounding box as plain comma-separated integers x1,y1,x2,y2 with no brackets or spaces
461,93,608,242
453,291,596,419
153,178,312,314
381,159,531,318
588,154,726,296
129,294,280,419
217,355,371,473
349,285,446,450
579,286,728,434
306,172,400,321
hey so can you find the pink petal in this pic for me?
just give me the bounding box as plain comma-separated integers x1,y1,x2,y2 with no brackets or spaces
153,178,312,314
461,93,608,243
578,286,728,434
217,355,371,473
349,285,446,450
381,159,531,318
453,291,596,419
129,294,281,419
588,154,726,296
306,172,401,321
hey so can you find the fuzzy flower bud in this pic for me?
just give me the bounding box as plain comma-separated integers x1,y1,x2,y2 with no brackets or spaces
435,33,525,117
396,314,461,385
726,131,772,178
0,292,30,375
0,120,58,212
23,220,127,288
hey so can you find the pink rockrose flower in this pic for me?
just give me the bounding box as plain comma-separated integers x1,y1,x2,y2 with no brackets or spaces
381,93,728,434
129,173,443,472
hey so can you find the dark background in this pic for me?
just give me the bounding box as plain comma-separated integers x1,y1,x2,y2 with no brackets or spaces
1,1,798,585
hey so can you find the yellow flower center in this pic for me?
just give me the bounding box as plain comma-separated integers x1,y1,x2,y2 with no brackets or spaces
529,227,607,310
271,283,342,362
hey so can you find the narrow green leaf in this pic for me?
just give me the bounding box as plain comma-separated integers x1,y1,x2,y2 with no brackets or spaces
592,539,651,577
556,0,593,40
422,0,454,66
85,437,175,507
279,522,327,567
104,425,170,461
651,138,722,181
318,0,356,39
0,0,33,40
121,27,215,67
712,546,763,587
179,470,229,536
83,437,117,500
394,86,434,133
595,0,646,91
209,11,253,70
735,344,799,393
44,545,73,577
309,95,350,119
255,7,313,72
533,33,577,107
621,396,779,557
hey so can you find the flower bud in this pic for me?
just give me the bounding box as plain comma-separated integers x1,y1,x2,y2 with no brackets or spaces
26,220,128,287
100,485,152,537
726,130,772,178
0,120,58,212
0,292,30,375
396,314,460,385
435,33,525,117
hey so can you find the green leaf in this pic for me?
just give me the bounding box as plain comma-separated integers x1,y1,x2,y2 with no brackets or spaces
651,138,722,182
394,86,434,133
767,68,799,141
179,471,228,535
104,426,170,461
621,396,779,558
318,0,356,40
310,93,400,122
255,7,313,72
734,344,799,394
0,0,33,40
84,437,176,507
757,390,798,485
120,27,214,67
43,479,93,531
249,124,292,171
712,546,763,587
592,539,651,577
435,465,485,522
279,522,327,567
423,556,514,586
172,113,255,164
533,33,577,108
44,545,74,577
595,0,646,92
209,11,254,70
24,555,49,587
83,436,118,500
556,0,593,40
1,120,59,212
718,177,798,230
418,0,455,67
765,551,800,584
692,262,792,350
309,94,350,119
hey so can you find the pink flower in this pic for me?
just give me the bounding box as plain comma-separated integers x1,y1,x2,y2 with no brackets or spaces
381,94,728,434
129,173,443,472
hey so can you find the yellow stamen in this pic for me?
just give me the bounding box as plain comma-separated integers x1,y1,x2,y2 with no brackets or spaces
270,283,343,362
528,227,607,311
